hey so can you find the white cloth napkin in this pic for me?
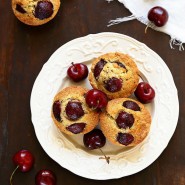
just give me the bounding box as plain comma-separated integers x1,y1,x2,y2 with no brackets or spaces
107,0,185,50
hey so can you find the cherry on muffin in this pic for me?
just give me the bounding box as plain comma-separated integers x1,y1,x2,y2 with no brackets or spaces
93,59,107,80
65,101,84,120
104,77,122,92
117,133,134,146
116,111,134,129
16,4,26,14
66,123,86,134
34,1,54,20
52,100,62,122
123,100,141,111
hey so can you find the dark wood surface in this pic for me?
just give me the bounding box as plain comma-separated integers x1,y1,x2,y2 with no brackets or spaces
0,0,185,185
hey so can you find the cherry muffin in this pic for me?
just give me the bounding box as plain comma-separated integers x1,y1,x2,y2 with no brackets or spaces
89,52,140,99
51,86,99,135
12,0,60,26
100,98,151,146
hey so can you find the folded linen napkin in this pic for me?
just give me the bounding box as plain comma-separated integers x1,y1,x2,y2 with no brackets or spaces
107,0,185,51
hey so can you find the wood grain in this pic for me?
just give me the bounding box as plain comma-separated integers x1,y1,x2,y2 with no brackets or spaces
0,0,185,184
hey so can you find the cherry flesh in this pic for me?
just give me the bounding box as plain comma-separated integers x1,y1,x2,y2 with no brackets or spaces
35,169,56,185
114,61,126,69
85,89,108,111
116,111,134,129
10,150,34,185
94,59,107,80
66,123,86,134
148,6,169,27
65,101,84,120
123,100,140,111
134,82,155,104
104,77,122,92
83,129,110,164
67,63,88,82
53,101,62,122
16,4,26,14
117,133,134,146
34,1,54,20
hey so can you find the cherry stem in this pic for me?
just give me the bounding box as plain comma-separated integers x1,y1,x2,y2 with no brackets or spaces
145,24,149,34
98,147,110,164
10,165,19,185
138,74,144,82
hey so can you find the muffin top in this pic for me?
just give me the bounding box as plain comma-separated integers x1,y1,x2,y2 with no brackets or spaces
51,86,99,135
12,0,60,26
100,98,151,146
89,52,140,99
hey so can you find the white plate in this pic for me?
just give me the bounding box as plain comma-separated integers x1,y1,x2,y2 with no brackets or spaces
30,32,179,180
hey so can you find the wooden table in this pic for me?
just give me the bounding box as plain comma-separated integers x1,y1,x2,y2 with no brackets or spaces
1,0,185,184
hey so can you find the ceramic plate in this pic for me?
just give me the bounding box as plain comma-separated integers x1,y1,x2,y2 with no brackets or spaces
30,32,179,180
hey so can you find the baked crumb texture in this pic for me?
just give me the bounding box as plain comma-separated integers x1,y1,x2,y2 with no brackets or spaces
100,98,151,146
89,52,140,99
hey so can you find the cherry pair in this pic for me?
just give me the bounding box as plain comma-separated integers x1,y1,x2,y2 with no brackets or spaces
11,150,56,185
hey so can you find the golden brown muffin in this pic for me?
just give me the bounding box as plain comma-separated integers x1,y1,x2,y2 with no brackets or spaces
100,98,151,146
12,0,60,26
89,52,140,99
51,86,99,135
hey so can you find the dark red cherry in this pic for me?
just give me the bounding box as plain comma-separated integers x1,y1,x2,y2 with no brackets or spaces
84,129,110,163
104,77,122,92
34,1,53,20
123,101,140,111
66,123,86,134
67,63,88,82
116,111,134,129
53,101,62,122
134,82,155,104
35,169,56,185
13,150,34,172
65,101,84,120
117,133,134,146
85,89,108,111
16,4,26,14
83,129,106,150
114,61,126,69
94,59,107,80
10,150,34,185
148,6,169,27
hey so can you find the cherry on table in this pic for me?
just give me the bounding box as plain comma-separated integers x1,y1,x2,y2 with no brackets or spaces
10,150,34,185
35,169,56,185
83,129,110,163
148,6,169,27
134,82,155,104
85,89,108,111
67,63,88,82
